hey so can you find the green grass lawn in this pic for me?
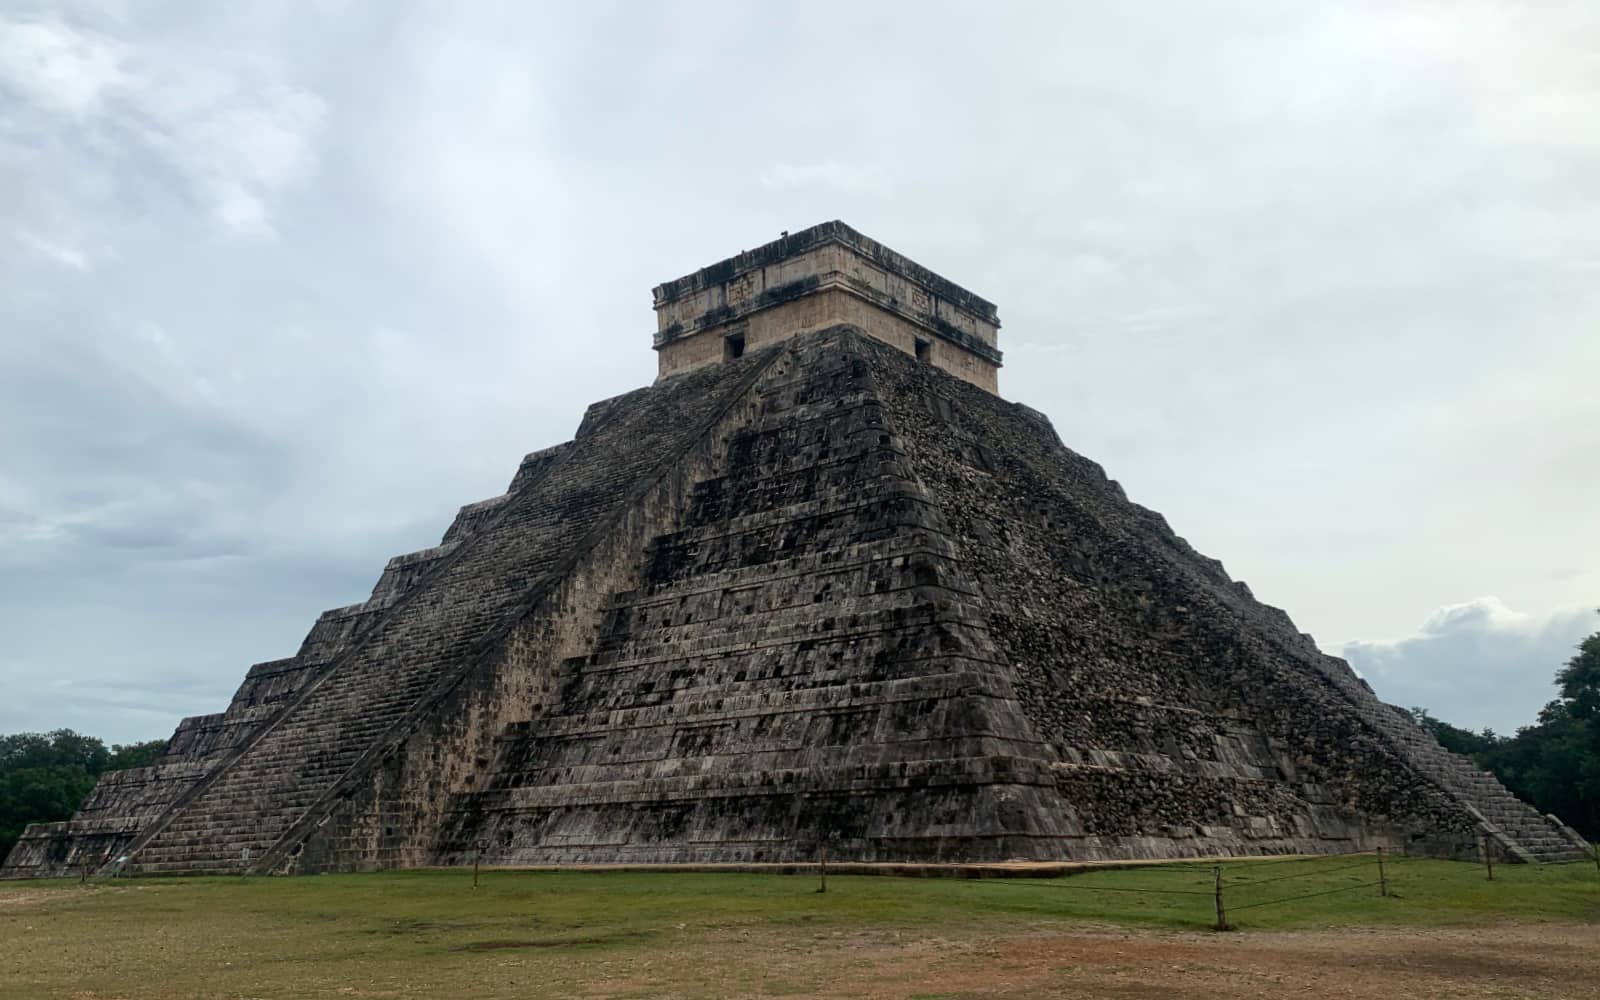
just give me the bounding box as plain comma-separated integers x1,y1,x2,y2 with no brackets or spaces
2,859,1595,999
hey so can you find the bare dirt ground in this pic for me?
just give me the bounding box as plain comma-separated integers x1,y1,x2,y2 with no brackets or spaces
551,922,1600,999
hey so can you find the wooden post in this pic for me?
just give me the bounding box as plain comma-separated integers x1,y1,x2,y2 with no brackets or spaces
1212,865,1227,931
1482,834,1494,882
816,845,827,894
1376,847,1388,897
474,841,484,890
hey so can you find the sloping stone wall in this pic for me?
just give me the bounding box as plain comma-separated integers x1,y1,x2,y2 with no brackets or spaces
5,326,1583,878
433,329,1579,863
2,431,584,878
433,332,1062,864
104,350,779,875
280,349,789,873
858,331,1584,861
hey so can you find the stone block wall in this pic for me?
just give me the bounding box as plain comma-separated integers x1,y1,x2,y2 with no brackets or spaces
860,331,1586,861
69,348,781,876
6,325,1584,878
434,335,1059,863
4,423,593,877
652,222,1001,392
280,349,789,873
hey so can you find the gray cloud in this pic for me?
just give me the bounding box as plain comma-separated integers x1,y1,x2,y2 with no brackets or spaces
1343,598,1596,733
0,10,324,239
0,2,1596,744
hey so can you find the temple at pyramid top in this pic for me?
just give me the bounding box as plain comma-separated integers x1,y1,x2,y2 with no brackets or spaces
651,220,1004,392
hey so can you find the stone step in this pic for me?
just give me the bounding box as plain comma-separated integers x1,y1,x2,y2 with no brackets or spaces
489,736,1061,792
467,753,1058,813
515,671,1006,740
576,605,970,673
116,350,785,874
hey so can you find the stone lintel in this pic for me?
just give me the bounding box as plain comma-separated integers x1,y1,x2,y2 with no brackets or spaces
651,221,1003,393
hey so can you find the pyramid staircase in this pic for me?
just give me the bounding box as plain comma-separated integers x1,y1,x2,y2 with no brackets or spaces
1371,704,1586,862
102,352,781,875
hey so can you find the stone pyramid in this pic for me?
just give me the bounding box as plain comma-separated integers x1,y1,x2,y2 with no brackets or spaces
5,223,1587,878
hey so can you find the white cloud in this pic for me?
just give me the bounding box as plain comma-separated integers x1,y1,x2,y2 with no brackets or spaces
14,229,90,270
0,15,125,115
0,1,1597,747
1343,598,1597,733
760,160,888,196
0,12,325,240
129,72,326,237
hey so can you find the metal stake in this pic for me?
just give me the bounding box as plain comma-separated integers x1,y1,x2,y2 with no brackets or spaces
1482,835,1494,882
1212,865,1228,931
1376,847,1388,897
816,846,827,894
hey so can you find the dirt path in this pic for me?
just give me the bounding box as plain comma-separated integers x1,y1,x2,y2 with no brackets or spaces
788,923,1600,999
562,922,1600,999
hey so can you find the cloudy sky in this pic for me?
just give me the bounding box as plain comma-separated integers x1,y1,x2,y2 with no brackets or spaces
1,1,1595,744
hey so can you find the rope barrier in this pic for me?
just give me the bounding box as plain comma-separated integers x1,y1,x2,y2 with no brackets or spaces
1083,851,1376,876
1225,858,1377,886
1383,856,1512,877
975,879,1212,897
952,848,1597,927
1227,880,1382,912
1042,850,1376,876
1218,849,1375,867
1380,853,1475,866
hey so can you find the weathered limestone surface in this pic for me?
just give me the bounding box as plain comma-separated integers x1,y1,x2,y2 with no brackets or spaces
4,319,1587,876
97,353,779,876
0,434,591,877
856,337,1584,861
653,222,1002,392
432,330,1587,864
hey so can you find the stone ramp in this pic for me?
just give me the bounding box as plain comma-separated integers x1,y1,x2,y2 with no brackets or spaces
113,349,781,875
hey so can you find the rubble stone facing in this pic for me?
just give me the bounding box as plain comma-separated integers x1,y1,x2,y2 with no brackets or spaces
4,322,1588,878
858,336,1541,858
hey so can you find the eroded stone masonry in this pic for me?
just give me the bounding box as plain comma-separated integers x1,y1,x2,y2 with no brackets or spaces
4,224,1587,877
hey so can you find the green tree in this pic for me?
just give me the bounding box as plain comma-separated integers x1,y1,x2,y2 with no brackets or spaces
1556,623,1600,722
1408,707,1500,757
0,729,169,862
108,740,169,770
1422,610,1600,839
0,730,109,775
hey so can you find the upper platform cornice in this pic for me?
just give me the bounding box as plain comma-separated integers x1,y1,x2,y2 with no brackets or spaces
651,220,1000,325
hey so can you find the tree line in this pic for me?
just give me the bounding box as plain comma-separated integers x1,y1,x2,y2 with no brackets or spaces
1409,610,1600,839
0,731,167,861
